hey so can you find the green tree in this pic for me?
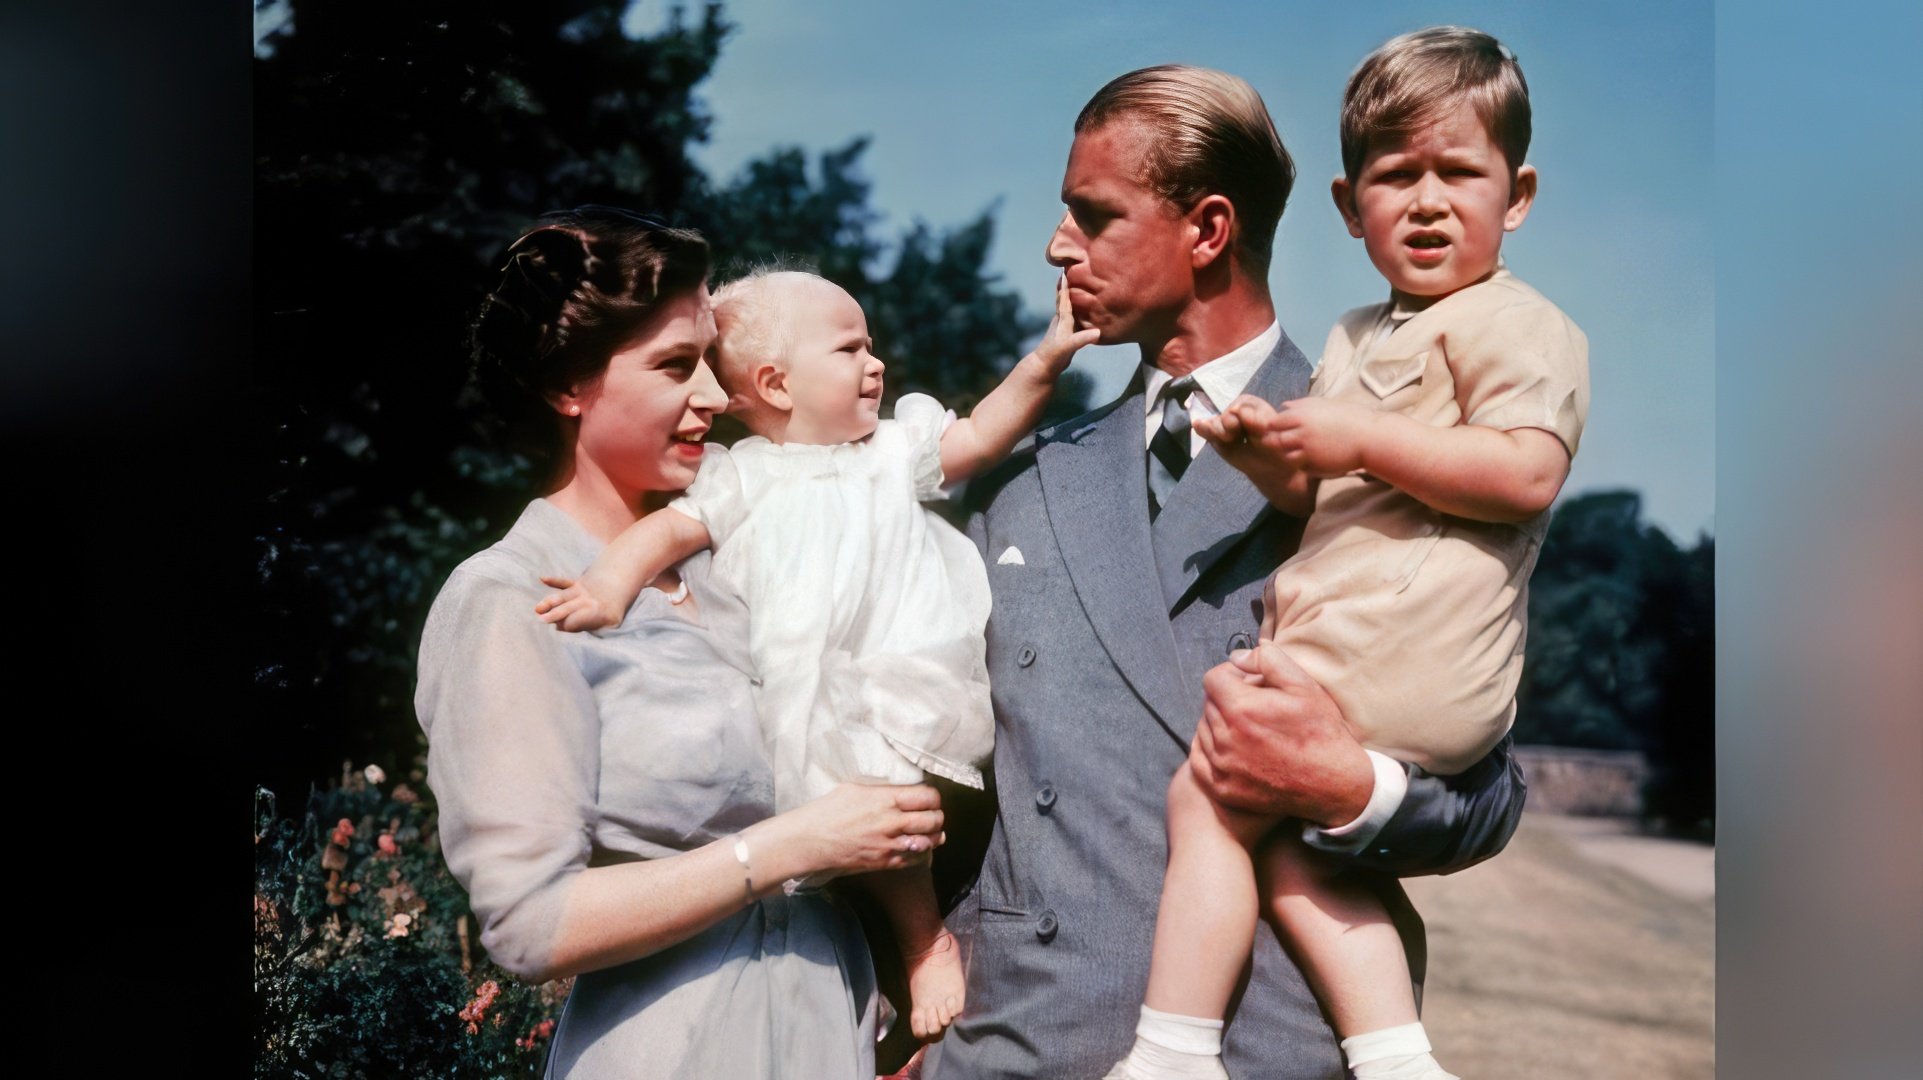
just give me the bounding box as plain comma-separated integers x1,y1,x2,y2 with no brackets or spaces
251,2,1076,799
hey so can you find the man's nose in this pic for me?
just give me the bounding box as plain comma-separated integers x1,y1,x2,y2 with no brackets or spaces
1046,211,1081,267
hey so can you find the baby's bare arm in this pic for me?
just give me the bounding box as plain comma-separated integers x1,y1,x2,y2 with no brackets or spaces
939,277,1099,483
535,508,713,631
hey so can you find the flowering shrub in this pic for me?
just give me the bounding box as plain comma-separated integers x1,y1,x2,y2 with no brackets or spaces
255,763,568,1078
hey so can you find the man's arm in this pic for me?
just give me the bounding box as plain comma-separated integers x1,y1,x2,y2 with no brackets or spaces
1190,644,1525,877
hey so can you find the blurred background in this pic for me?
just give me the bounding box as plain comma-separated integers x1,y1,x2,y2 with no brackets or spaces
244,3,1722,1077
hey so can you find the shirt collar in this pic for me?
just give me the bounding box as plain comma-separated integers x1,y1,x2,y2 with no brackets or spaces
1388,257,1512,324
1141,320,1281,411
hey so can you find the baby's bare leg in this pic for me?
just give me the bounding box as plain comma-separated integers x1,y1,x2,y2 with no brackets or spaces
857,865,965,1041
1142,759,1280,1019
1262,835,1456,1079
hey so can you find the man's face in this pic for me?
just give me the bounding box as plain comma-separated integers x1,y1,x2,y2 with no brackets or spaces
1046,121,1196,346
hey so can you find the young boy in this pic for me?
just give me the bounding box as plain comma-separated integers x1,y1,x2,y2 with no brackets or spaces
1105,27,1589,1080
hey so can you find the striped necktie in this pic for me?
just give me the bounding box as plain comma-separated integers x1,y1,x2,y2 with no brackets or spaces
1147,374,1198,521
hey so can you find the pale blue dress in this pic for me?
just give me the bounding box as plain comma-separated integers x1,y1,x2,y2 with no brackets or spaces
415,498,879,1078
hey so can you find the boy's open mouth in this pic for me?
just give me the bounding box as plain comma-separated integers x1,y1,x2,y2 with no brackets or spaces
1406,233,1451,249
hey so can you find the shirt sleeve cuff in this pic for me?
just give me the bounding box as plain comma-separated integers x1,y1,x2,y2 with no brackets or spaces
1301,750,1409,855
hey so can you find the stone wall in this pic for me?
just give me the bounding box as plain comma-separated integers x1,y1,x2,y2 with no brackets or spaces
1513,745,1650,817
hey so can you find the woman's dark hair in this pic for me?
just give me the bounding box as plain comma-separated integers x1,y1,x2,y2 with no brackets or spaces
470,206,710,473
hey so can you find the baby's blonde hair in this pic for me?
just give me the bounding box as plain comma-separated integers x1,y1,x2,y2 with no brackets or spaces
710,267,824,423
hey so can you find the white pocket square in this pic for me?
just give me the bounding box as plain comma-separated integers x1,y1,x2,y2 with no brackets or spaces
996,546,1026,566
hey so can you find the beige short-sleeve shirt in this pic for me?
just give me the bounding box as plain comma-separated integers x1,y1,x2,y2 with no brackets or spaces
1259,268,1590,774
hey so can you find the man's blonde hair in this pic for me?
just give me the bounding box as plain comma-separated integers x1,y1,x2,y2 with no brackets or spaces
1341,26,1531,183
1076,64,1294,277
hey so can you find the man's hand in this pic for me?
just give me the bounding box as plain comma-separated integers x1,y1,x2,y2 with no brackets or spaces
1189,643,1375,828
1194,396,1313,515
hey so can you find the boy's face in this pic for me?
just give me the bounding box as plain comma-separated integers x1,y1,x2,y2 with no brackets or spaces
1336,104,1536,298
779,277,886,444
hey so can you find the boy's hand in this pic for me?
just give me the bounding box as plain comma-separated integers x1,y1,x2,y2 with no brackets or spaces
1028,275,1102,377
534,575,622,633
1266,397,1381,478
1196,395,1313,515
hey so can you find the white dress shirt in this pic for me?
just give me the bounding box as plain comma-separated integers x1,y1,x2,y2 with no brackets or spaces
1137,320,1409,850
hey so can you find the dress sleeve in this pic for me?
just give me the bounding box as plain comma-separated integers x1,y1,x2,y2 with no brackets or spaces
415,567,600,983
891,392,952,501
1442,289,1591,457
668,444,749,548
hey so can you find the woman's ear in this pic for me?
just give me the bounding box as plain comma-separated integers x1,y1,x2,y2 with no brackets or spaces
753,363,791,412
548,384,586,418
1331,176,1364,239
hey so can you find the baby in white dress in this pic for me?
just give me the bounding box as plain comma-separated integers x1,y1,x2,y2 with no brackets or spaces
537,270,1095,1042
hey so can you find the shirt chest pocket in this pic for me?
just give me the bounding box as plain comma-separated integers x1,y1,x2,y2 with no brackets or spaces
1358,350,1428,401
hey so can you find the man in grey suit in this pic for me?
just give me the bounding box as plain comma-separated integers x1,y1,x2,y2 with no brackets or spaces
924,66,1527,1079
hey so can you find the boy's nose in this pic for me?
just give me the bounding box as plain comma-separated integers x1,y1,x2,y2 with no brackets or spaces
1412,174,1448,215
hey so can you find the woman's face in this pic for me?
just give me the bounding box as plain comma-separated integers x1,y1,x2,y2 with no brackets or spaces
565,286,726,500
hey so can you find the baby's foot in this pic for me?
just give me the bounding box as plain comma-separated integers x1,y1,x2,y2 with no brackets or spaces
904,927,966,1041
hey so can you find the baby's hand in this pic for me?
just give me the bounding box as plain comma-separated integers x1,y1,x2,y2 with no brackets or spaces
1029,275,1102,376
1266,397,1380,478
534,575,622,633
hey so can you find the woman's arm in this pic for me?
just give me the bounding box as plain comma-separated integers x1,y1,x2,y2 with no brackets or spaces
939,277,1099,484
420,570,945,984
543,782,946,981
534,508,712,632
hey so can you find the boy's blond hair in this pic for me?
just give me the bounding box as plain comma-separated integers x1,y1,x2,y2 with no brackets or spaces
1341,26,1531,183
1076,64,1294,277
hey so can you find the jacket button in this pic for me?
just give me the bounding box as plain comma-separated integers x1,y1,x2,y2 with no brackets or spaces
1035,910,1059,942
1017,645,1037,668
1035,785,1057,812
1227,632,1253,654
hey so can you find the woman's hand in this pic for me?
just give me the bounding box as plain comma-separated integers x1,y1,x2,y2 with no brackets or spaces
535,574,623,633
756,783,946,881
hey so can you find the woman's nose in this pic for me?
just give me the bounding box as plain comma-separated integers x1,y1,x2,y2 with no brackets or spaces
689,358,728,412
1046,211,1080,268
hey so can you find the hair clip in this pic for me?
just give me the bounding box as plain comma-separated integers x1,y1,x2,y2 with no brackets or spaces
1496,42,1517,62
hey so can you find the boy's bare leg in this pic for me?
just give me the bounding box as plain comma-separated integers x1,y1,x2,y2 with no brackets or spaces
1261,834,1455,1079
858,866,965,1041
1143,760,1279,1017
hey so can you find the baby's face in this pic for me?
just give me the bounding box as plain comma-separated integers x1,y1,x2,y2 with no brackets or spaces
780,278,886,445
1343,104,1533,298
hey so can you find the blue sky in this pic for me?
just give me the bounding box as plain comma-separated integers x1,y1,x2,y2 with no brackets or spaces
627,0,1715,539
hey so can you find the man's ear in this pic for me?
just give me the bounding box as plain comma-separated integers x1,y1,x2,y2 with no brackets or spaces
1189,194,1237,270
1331,177,1364,239
1504,164,1538,231
753,363,791,412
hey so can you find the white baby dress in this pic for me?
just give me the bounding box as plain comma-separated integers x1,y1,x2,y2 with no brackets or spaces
670,393,995,811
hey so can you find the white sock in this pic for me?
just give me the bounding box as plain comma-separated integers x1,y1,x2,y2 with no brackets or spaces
1136,1005,1224,1056
1101,1006,1228,1079
1341,1022,1458,1080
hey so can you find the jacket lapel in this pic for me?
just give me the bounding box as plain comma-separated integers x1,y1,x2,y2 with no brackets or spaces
1036,383,1193,743
1150,330,1317,611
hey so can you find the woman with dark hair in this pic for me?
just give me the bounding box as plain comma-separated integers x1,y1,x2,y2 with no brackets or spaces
415,206,944,1077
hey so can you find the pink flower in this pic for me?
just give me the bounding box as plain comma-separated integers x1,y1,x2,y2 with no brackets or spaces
377,834,399,857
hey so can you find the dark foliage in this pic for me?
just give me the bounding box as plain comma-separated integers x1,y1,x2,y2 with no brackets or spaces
252,1,1081,804
1516,491,1716,834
